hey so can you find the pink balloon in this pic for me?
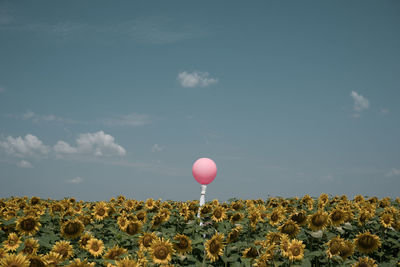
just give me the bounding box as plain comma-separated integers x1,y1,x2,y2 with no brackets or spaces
192,158,217,185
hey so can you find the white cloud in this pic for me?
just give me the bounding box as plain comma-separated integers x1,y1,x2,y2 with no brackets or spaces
17,160,32,168
53,141,78,154
55,131,126,157
151,144,164,152
386,168,400,177
0,134,49,158
21,111,73,123
350,91,369,112
67,177,83,184
103,113,151,127
178,71,218,88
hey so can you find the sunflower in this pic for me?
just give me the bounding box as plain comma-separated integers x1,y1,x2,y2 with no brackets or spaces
287,239,305,262
351,256,378,267
115,256,139,267
354,231,381,254
380,212,394,228
139,232,158,250
253,248,275,267
51,240,74,261
79,232,94,249
339,240,355,261
227,225,242,243
290,211,308,226
26,254,48,267
124,220,142,236
86,238,105,257
145,198,157,211
267,207,285,227
16,215,41,236
124,199,137,211
158,208,171,222
325,236,345,258
135,210,147,223
173,234,192,255
3,232,22,252
231,201,243,211
0,253,30,267
329,208,346,227
211,206,227,223
21,238,40,255
279,234,290,257
318,193,329,207
66,258,95,267
308,210,330,231
278,220,300,238
42,251,63,265
248,208,262,229
117,216,128,231
61,218,85,239
30,196,40,205
200,204,212,218
103,244,128,260
265,232,283,247
357,210,372,226
149,237,175,265
151,214,165,228
92,202,109,221
242,246,259,259
230,212,244,224
204,232,225,263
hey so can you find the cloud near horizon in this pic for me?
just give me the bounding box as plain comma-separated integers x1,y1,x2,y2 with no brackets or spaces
178,71,218,88
0,131,126,159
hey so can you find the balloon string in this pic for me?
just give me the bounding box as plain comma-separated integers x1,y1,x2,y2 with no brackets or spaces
198,185,207,227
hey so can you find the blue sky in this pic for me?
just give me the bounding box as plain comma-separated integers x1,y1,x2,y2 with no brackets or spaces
1,1,399,202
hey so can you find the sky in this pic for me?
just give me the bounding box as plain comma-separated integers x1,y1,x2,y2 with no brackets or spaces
0,1,399,202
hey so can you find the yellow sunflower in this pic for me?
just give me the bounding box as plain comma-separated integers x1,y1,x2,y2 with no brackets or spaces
139,232,158,250
3,232,22,252
145,198,157,211
354,231,381,254
325,236,345,258
92,201,109,221
329,208,346,227
103,244,128,260
66,258,95,267
124,220,143,236
357,210,372,226
253,249,274,267
265,232,283,247
51,240,74,261
308,210,330,231
26,254,48,267
158,208,171,222
204,232,225,263
339,240,355,261
21,238,40,255
211,206,227,223
61,218,85,239
135,210,147,223
242,246,259,259
380,212,394,228
86,238,105,257
115,256,139,267
267,207,285,227
351,256,378,267
79,232,94,249
149,237,175,265
230,212,244,224
0,253,30,267
287,239,305,262
227,225,242,243
173,234,192,255
290,211,308,227
248,208,262,229
16,215,41,236
42,251,63,265
151,214,165,228
231,201,244,211
278,220,300,238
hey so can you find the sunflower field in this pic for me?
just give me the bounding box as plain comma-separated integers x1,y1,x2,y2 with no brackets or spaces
1,194,400,267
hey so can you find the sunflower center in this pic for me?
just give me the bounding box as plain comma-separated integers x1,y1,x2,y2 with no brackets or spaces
126,222,139,235
232,214,241,221
271,213,279,221
143,236,153,247
282,223,296,234
23,246,34,254
65,222,80,235
91,242,100,251
330,242,341,254
97,208,106,216
137,212,145,221
291,247,300,256
383,215,391,224
359,235,376,249
312,214,326,226
58,248,68,258
246,247,259,258
214,210,222,218
178,238,189,249
154,246,168,260
209,239,221,254
332,211,343,221
30,258,46,267
21,218,36,231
